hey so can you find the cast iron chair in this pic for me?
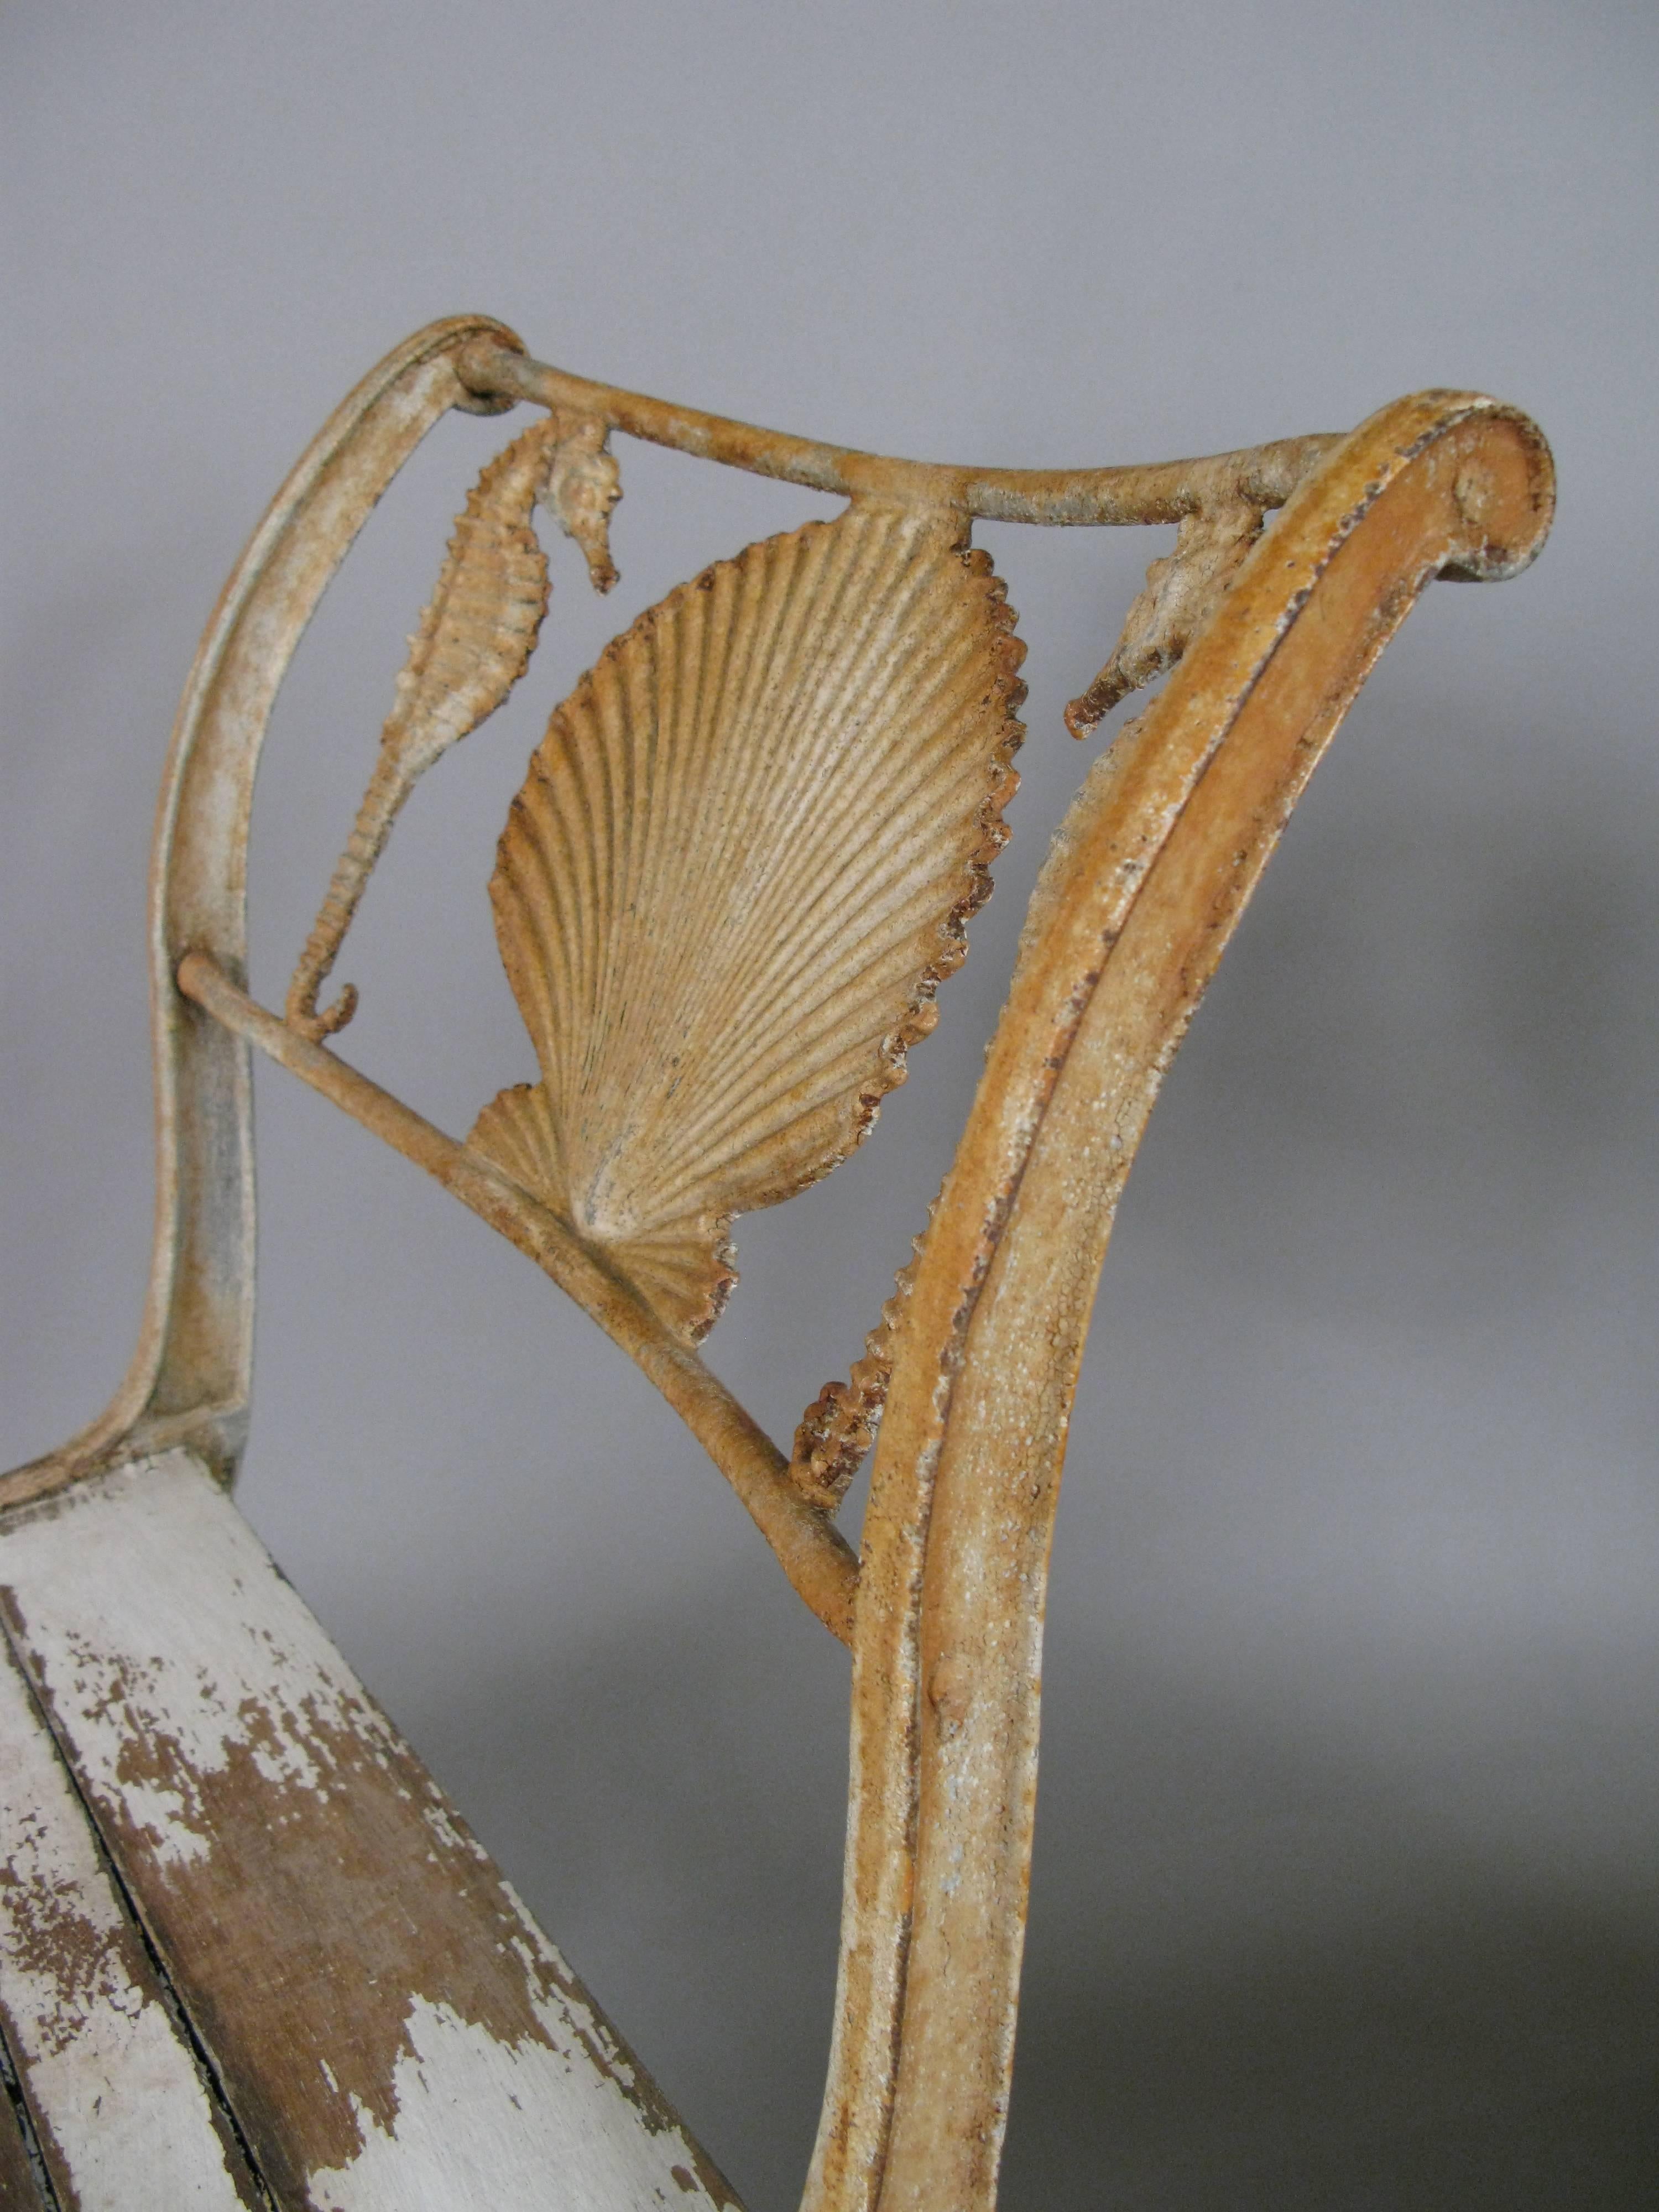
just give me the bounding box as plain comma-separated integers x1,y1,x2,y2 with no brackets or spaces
0,317,1552,2209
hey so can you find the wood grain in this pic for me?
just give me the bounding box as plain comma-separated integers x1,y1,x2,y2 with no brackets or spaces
0,1454,739,2211
0,1623,258,2207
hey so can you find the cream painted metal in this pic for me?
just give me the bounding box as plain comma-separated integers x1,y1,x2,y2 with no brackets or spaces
0,321,1553,2206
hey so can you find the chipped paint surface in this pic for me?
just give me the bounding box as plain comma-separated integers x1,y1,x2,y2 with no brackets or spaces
0,1452,738,2208
0,1629,255,2206
0,317,1554,2212
307,1994,721,2211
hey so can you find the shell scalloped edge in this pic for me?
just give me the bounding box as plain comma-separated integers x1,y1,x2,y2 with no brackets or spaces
469,503,1025,1342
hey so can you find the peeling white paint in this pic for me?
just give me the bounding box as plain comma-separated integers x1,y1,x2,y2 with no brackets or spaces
1,1456,374,1871
306,1992,722,2210
0,1452,737,2207
0,1634,250,2206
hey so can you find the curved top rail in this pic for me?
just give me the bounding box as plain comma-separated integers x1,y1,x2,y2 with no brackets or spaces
458,336,1343,527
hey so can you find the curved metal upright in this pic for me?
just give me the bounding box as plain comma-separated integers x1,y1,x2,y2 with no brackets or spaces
0,324,1552,2209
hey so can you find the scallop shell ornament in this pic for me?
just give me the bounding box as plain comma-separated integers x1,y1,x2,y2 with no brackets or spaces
469,503,1025,1342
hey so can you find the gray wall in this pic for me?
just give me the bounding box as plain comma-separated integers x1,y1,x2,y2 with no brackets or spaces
3,6,1655,2205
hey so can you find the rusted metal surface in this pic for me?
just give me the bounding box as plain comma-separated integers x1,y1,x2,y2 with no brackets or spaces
471,504,1022,1349
457,338,1342,528
0,323,1349,1548
1063,491,1265,737
175,950,859,1645
284,406,624,1050
0,316,529,1519
0,321,1552,2205
286,414,562,1042
805,395,1553,2212
0,1454,739,2209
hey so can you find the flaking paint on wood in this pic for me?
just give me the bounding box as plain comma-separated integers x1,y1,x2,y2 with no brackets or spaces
0,1453,738,2210
0,1627,258,2206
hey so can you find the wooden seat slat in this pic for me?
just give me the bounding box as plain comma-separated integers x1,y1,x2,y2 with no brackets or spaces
0,1454,736,2211
0,1603,257,2206
0,2099,45,2210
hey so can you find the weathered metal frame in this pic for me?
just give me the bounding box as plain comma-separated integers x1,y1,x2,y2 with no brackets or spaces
0,317,1552,2210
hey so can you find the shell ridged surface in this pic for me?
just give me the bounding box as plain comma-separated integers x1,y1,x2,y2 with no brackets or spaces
469,503,1025,1342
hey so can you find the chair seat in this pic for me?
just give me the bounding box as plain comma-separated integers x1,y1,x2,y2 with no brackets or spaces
0,1452,734,2210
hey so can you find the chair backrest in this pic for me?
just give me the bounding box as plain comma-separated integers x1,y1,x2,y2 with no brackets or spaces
0,318,1552,2211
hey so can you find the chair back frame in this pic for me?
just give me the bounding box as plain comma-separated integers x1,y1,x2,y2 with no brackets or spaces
0,318,1553,2212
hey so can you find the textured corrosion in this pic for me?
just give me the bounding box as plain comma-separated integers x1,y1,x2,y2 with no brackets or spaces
288,413,563,1042
473,503,1024,1343
0,319,1553,2210
1063,493,1266,735
178,950,859,1646
458,338,1342,527
806,395,1554,2212
545,410,624,589
790,1202,931,1512
0,2086,42,2209
284,403,624,1048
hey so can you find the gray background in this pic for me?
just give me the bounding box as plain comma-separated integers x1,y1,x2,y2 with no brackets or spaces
3,6,1656,2205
